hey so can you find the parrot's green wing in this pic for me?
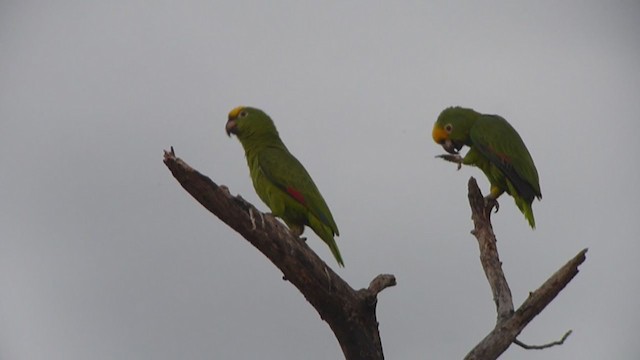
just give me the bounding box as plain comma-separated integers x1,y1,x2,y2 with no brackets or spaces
257,147,339,235
470,115,542,202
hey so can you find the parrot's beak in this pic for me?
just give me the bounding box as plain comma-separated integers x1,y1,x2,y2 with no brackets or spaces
442,139,461,154
433,126,461,154
225,119,237,137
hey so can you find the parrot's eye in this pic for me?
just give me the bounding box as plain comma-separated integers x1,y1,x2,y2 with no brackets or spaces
444,124,453,133
239,111,248,118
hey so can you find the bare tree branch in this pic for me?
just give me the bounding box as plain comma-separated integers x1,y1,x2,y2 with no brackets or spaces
464,177,587,360
467,178,514,322
163,149,585,359
514,330,573,350
163,148,395,360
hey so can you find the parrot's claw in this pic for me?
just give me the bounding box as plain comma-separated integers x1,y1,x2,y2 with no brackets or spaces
289,224,305,239
484,196,500,213
299,236,307,242
436,154,463,170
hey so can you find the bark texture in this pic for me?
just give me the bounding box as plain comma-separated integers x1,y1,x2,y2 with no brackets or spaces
163,148,586,360
163,149,395,360
464,177,587,360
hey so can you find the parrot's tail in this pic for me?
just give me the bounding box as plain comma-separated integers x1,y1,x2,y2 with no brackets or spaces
309,218,344,267
326,238,344,267
524,207,536,229
515,197,536,229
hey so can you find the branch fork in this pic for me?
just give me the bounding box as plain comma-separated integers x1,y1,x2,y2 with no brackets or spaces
163,147,585,360
464,177,587,360
163,148,395,360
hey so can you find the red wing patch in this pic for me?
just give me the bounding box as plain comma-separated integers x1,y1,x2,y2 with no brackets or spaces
488,145,512,164
496,152,511,164
286,187,306,205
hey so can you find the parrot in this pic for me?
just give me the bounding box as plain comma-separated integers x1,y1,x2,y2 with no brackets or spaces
432,106,542,228
226,106,344,266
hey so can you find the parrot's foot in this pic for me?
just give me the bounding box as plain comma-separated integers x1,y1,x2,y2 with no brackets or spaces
484,196,500,213
299,236,307,242
288,224,305,237
436,154,463,170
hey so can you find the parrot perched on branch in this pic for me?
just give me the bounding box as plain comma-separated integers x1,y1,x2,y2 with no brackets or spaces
432,106,542,228
226,106,344,266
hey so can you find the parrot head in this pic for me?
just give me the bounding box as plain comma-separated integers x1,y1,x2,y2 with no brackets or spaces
432,107,479,154
226,106,279,140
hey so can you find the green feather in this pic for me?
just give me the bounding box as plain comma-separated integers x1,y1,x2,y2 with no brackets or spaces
434,107,542,228
227,107,343,266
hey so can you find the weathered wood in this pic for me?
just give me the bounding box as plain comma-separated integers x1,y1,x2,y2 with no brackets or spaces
467,178,514,322
163,148,395,360
464,177,587,360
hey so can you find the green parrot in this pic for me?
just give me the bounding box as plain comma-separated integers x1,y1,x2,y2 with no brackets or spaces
226,106,344,266
432,106,542,228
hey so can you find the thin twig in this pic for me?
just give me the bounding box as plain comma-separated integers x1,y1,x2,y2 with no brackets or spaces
514,330,573,350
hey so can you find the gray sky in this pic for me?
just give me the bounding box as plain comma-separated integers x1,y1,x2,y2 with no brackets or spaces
1,1,639,359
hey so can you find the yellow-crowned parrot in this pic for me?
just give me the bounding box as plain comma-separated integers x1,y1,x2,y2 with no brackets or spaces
226,106,343,265
432,106,542,228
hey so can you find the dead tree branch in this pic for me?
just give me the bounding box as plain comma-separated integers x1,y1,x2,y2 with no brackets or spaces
464,177,587,360
467,179,514,323
163,148,395,360
514,330,572,350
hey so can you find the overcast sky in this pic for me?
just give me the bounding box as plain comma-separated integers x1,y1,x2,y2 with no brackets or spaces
1,1,639,359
